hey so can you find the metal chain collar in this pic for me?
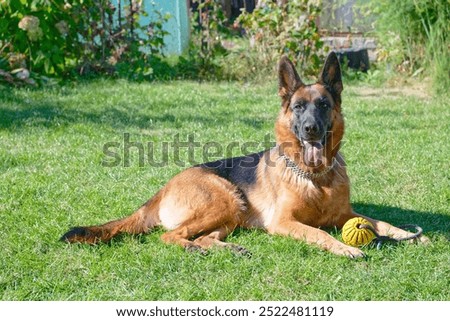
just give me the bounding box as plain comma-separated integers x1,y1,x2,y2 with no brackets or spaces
280,154,337,180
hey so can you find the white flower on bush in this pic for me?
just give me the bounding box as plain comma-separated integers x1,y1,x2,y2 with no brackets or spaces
18,16,38,31
18,16,43,41
55,21,69,36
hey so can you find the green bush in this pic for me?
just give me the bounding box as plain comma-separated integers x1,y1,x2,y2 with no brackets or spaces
0,0,83,84
0,0,169,85
365,0,449,93
177,0,326,81
174,0,228,80
238,0,326,77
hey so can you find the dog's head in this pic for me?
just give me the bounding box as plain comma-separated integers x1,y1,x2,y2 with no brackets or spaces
276,52,344,170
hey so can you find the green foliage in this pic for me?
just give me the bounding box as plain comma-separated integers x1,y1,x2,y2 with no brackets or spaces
178,0,327,81
0,0,332,83
339,55,387,87
179,0,228,80
362,0,449,93
192,0,228,60
238,0,326,76
0,0,81,84
0,0,170,84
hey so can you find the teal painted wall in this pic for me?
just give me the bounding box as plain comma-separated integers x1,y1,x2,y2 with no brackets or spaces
145,0,190,55
113,0,190,55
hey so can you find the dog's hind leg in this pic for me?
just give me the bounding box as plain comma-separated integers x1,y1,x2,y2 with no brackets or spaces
193,227,250,256
160,217,245,255
160,221,246,255
160,223,208,254
159,167,246,254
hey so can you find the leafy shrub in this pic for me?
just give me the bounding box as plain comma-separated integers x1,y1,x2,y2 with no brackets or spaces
364,0,449,93
0,0,170,85
178,0,326,81
237,0,326,77
177,0,228,80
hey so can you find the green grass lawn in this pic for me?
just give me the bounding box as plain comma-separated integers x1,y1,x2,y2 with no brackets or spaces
0,80,449,300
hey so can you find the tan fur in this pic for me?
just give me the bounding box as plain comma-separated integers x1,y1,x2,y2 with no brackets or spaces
61,54,429,258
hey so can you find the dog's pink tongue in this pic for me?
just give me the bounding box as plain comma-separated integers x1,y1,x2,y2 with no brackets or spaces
303,141,323,167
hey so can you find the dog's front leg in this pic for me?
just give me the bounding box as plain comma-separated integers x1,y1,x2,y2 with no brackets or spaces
268,219,365,258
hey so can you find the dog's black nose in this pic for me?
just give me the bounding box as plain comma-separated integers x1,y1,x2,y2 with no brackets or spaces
304,122,319,135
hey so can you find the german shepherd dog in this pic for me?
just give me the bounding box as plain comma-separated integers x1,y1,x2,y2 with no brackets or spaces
61,53,428,258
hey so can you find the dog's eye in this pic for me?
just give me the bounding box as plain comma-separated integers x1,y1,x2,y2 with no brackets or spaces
318,98,330,109
292,101,306,111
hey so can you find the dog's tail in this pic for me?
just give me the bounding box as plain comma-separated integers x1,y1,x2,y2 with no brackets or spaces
60,192,162,244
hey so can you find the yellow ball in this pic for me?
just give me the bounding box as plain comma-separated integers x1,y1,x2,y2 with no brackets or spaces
342,217,376,247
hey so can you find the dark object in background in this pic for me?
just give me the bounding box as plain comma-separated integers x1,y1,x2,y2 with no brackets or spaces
336,49,370,72
189,0,255,21
230,0,256,19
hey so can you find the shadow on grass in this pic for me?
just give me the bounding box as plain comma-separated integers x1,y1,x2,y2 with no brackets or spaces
352,202,450,239
0,88,268,131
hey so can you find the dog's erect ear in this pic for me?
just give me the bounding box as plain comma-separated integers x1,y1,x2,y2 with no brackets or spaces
319,52,343,100
278,55,303,100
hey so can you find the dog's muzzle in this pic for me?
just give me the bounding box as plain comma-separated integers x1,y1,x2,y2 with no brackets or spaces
302,140,324,167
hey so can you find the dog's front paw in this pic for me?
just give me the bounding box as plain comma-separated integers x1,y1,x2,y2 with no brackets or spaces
331,244,365,259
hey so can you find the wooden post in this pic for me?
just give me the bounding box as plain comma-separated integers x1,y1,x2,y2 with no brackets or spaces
221,0,231,19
